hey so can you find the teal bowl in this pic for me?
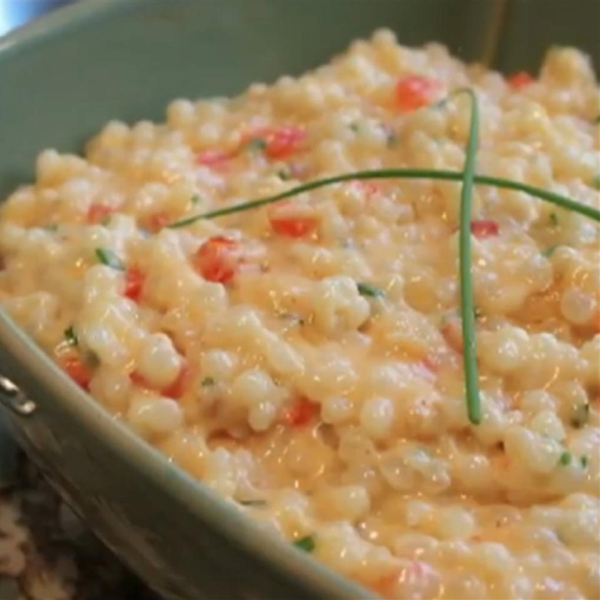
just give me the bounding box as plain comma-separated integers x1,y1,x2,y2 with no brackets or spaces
0,1,598,598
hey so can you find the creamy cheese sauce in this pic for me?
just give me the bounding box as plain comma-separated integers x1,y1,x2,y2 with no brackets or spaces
1,31,599,599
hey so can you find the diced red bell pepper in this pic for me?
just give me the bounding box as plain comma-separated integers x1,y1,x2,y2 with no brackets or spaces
507,71,534,90
196,149,232,168
285,397,319,427
147,212,171,232
124,267,144,301
470,219,499,238
243,126,306,160
193,235,240,283
264,126,306,159
60,355,91,390
87,203,114,224
394,75,439,111
269,215,316,238
129,371,147,388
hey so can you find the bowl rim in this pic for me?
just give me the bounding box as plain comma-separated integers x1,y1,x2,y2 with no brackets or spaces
0,1,371,598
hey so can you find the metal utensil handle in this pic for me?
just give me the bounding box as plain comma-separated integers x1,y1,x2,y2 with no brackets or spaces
0,375,37,416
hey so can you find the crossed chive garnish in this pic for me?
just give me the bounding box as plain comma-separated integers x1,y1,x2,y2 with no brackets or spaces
165,89,600,425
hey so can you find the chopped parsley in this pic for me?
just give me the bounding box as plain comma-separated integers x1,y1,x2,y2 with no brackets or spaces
571,403,590,428
549,212,559,227
349,122,360,133
593,174,600,190
201,377,215,387
245,137,267,152
292,535,315,552
95,248,125,271
277,168,291,181
357,282,385,298
542,244,559,257
594,114,600,124
45,224,59,232
580,455,589,468
191,194,202,205
474,306,483,319
239,499,267,507
64,326,78,346
558,451,572,466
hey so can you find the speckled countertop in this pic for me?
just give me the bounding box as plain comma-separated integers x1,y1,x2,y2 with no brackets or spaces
0,449,159,600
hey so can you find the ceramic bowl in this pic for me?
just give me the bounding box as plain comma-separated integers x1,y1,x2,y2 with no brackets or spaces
0,1,597,598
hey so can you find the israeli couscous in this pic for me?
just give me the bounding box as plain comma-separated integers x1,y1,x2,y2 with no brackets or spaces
1,30,599,600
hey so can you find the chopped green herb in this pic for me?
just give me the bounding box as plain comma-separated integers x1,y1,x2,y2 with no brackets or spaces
245,137,267,152
201,377,215,387
293,535,315,552
571,403,590,428
559,451,572,466
100,215,112,226
594,114,600,124
349,122,360,133
593,174,600,190
542,244,559,257
191,194,202,205
549,212,559,227
239,499,267,507
45,224,58,232
580,455,589,468
95,248,125,271
474,307,483,319
357,282,385,298
277,168,291,181
64,326,78,346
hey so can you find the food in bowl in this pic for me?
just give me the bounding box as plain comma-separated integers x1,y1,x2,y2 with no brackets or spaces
0,29,599,599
